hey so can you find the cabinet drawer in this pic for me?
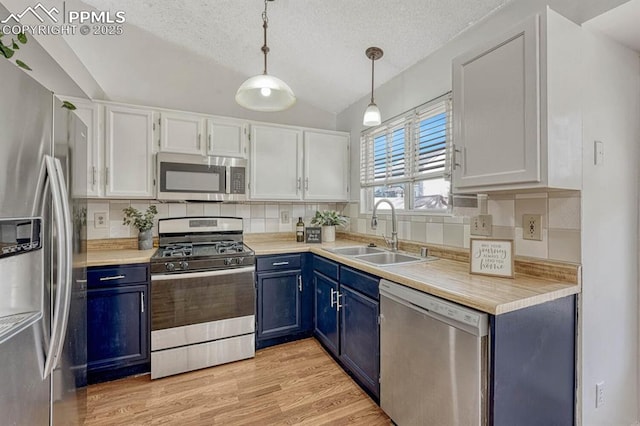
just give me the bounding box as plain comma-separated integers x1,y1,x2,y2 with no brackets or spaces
340,266,379,300
256,254,301,272
313,255,339,281
88,265,149,288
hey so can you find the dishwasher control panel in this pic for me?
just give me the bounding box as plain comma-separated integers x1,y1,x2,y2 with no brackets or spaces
379,279,488,336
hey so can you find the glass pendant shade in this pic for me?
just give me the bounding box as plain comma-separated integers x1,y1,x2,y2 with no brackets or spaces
363,102,381,126
235,74,296,112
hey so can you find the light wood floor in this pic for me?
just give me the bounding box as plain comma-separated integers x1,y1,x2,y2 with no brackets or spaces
85,338,391,425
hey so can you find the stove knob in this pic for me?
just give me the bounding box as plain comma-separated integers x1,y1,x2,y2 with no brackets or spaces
180,261,189,270
165,262,176,272
235,257,244,265
224,258,233,266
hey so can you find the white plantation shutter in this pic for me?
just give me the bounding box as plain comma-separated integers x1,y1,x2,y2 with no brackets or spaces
412,95,452,179
360,93,451,188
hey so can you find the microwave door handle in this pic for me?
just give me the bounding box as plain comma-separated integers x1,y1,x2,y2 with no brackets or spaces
225,167,231,194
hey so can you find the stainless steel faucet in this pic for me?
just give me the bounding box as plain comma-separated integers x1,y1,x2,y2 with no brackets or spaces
371,199,398,252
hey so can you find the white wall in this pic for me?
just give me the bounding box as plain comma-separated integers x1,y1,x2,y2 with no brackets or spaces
336,0,639,424
580,30,639,425
337,0,632,201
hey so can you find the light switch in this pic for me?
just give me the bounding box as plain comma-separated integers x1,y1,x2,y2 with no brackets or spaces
594,140,604,165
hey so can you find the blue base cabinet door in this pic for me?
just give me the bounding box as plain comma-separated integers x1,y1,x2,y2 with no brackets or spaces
314,271,339,357
339,285,380,397
257,270,303,340
87,284,148,372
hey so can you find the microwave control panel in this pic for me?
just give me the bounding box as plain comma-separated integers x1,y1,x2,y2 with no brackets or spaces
230,167,246,194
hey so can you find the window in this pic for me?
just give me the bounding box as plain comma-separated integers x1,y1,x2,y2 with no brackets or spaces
360,93,452,213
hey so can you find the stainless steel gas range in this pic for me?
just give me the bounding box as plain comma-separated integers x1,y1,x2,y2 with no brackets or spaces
149,217,255,379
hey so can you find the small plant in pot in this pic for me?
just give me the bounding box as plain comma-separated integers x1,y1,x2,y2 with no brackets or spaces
310,210,347,243
122,205,158,250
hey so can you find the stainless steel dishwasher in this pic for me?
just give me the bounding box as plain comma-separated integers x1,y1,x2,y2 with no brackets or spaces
379,279,489,425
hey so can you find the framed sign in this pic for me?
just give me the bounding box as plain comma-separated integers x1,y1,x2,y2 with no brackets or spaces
305,227,322,244
470,239,514,278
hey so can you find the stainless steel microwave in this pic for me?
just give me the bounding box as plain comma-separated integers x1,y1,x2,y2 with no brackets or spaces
156,153,247,201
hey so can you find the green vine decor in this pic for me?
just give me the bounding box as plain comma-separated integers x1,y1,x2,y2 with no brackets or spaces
0,32,31,70
1,33,76,110
122,205,158,232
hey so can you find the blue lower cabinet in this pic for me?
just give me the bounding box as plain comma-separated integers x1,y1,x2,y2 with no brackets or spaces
87,264,150,384
257,270,303,340
313,271,339,357
339,285,380,397
255,253,313,349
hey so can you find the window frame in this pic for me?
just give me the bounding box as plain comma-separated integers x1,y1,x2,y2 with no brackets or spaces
360,93,452,215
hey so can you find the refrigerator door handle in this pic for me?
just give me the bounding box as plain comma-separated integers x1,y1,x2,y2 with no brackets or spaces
41,156,73,380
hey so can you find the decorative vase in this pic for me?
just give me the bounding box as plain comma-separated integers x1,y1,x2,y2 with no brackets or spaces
322,225,336,243
138,229,153,250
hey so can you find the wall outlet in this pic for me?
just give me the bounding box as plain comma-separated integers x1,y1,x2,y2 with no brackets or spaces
94,212,107,229
470,214,492,236
280,210,290,224
522,214,542,241
596,381,605,408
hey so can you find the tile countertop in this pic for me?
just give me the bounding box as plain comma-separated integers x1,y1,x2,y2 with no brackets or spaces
83,238,580,315
246,239,581,316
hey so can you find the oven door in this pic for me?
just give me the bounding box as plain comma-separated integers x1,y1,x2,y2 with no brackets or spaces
151,266,255,331
150,266,255,379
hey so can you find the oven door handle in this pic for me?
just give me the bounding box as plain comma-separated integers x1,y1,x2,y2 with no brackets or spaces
151,266,255,281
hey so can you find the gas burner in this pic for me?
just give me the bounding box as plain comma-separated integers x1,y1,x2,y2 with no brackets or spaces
160,243,193,258
216,241,246,254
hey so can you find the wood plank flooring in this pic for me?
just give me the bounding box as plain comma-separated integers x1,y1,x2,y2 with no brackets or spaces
85,338,391,425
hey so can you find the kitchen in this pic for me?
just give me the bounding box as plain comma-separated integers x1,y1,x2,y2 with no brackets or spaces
0,0,638,425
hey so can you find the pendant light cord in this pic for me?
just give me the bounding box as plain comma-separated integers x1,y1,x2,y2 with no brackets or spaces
370,56,375,104
261,0,270,75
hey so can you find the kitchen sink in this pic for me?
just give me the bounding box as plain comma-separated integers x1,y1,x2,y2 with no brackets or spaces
354,251,425,266
325,246,385,256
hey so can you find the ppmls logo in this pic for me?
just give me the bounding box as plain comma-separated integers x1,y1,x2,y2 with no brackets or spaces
1,3,59,24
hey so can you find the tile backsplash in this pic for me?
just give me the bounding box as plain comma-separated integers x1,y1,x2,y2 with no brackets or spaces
86,200,344,240
88,191,581,264
340,191,581,263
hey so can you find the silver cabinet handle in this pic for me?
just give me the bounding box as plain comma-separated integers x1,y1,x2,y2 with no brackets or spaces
99,275,126,281
140,292,145,313
105,167,109,186
298,275,302,292
272,261,289,266
91,166,96,186
305,177,309,190
336,292,344,312
330,288,336,308
208,134,212,152
297,177,302,191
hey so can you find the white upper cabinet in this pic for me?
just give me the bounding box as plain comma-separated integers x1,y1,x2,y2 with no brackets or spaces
58,97,103,198
452,7,582,193
249,125,350,202
303,130,349,201
250,124,302,200
159,111,205,155
104,105,155,198
207,118,247,158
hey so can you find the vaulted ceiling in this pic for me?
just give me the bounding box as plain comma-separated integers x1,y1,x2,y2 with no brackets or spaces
80,0,514,114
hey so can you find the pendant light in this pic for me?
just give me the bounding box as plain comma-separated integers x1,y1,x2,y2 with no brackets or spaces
363,46,383,126
235,0,296,112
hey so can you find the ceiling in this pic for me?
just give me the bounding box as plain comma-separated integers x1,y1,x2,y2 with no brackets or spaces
583,0,640,52
81,0,513,114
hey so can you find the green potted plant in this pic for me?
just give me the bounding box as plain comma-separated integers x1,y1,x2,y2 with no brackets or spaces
122,205,158,250
310,210,347,242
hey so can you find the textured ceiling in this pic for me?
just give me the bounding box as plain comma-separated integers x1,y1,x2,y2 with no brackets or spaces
82,0,513,114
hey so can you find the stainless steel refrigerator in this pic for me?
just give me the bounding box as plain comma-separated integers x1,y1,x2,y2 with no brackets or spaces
0,54,87,424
